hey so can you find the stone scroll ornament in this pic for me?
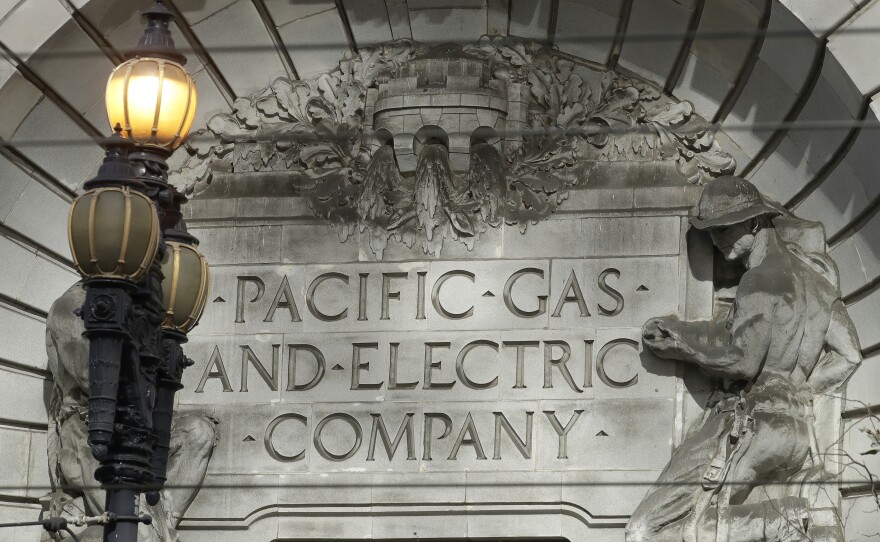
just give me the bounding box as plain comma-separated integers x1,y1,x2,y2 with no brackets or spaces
43,283,218,542
628,176,862,542
171,37,735,259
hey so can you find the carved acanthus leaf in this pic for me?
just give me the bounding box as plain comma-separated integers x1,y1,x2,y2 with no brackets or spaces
170,37,736,258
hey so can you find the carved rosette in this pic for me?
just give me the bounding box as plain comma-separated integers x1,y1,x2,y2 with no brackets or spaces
172,37,736,259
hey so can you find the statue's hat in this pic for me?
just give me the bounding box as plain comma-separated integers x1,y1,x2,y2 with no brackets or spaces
690,175,780,230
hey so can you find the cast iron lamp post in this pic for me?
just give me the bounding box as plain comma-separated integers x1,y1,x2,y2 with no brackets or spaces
67,2,208,541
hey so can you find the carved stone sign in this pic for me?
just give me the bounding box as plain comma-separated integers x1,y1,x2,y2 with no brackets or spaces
47,36,857,542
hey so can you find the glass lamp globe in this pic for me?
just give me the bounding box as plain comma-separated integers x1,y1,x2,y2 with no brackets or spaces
68,138,161,282
160,240,210,333
106,57,197,152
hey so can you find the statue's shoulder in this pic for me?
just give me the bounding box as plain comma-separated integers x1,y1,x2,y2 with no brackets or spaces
735,253,801,306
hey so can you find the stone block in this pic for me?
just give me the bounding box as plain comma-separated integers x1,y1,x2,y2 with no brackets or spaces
385,0,413,39
0,425,32,496
488,96,508,111
409,7,487,44
402,94,431,108
750,135,815,205
842,495,880,540
190,224,282,265
756,6,819,94
796,160,867,241
26,428,49,498
0,234,36,301
673,54,733,122
419,108,442,125
459,92,494,110
0,305,47,370
10,100,104,191
277,8,349,79
371,472,466,503
445,75,481,91
190,0,287,97
690,0,762,84
723,59,798,158
561,469,661,517
280,223,361,264
555,0,621,65
850,218,880,286
842,115,880,200
618,0,694,86
374,509,466,539
448,150,469,171
340,0,394,47
829,238,867,298
509,0,552,41
172,0,238,26
0,365,49,425
184,473,280,521
191,68,232,126
430,94,460,107
408,0,485,7
841,415,880,487
377,95,404,110
0,502,42,541
846,288,880,351
786,67,857,174
823,52,863,119
535,398,674,471
17,255,77,314
828,0,880,95
844,350,880,409
405,113,427,133
376,113,404,134
276,512,369,540
487,0,510,35
0,70,42,140
27,21,114,117
502,216,682,259
0,0,69,61
476,109,499,127
5,179,79,257
459,112,480,134
780,0,857,36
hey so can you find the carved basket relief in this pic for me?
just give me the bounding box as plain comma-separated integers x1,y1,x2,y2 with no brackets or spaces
172,37,736,259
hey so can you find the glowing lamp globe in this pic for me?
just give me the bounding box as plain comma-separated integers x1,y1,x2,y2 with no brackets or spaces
160,240,210,333
106,57,197,152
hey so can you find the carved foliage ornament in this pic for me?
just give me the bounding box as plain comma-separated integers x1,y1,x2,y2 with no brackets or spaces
172,37,736,258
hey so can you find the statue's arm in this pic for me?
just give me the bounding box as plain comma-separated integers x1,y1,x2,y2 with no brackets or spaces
644,273,773,381
809,299,862,393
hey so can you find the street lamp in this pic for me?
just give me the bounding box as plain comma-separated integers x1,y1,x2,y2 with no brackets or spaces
67,2,208,541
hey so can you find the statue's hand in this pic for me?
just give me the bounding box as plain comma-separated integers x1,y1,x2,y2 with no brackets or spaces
642,316,691,360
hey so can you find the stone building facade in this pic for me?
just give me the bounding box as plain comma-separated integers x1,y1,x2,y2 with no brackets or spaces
1,1,880,541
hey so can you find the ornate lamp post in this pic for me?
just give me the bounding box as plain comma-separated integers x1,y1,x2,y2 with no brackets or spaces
67,2,208,541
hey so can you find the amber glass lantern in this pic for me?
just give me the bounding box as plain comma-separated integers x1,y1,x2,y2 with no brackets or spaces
160,240,210,332
106,57,197,151
68,137,160,282
106,1,196,154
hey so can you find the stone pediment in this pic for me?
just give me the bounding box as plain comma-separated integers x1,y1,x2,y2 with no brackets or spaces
172,36,735,259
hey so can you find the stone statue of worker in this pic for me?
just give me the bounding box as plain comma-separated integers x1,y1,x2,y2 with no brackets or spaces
43,283,218,542
626,176,862,542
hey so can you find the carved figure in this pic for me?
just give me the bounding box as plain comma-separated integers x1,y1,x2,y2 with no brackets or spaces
627,176,862,542
44,283,217,542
